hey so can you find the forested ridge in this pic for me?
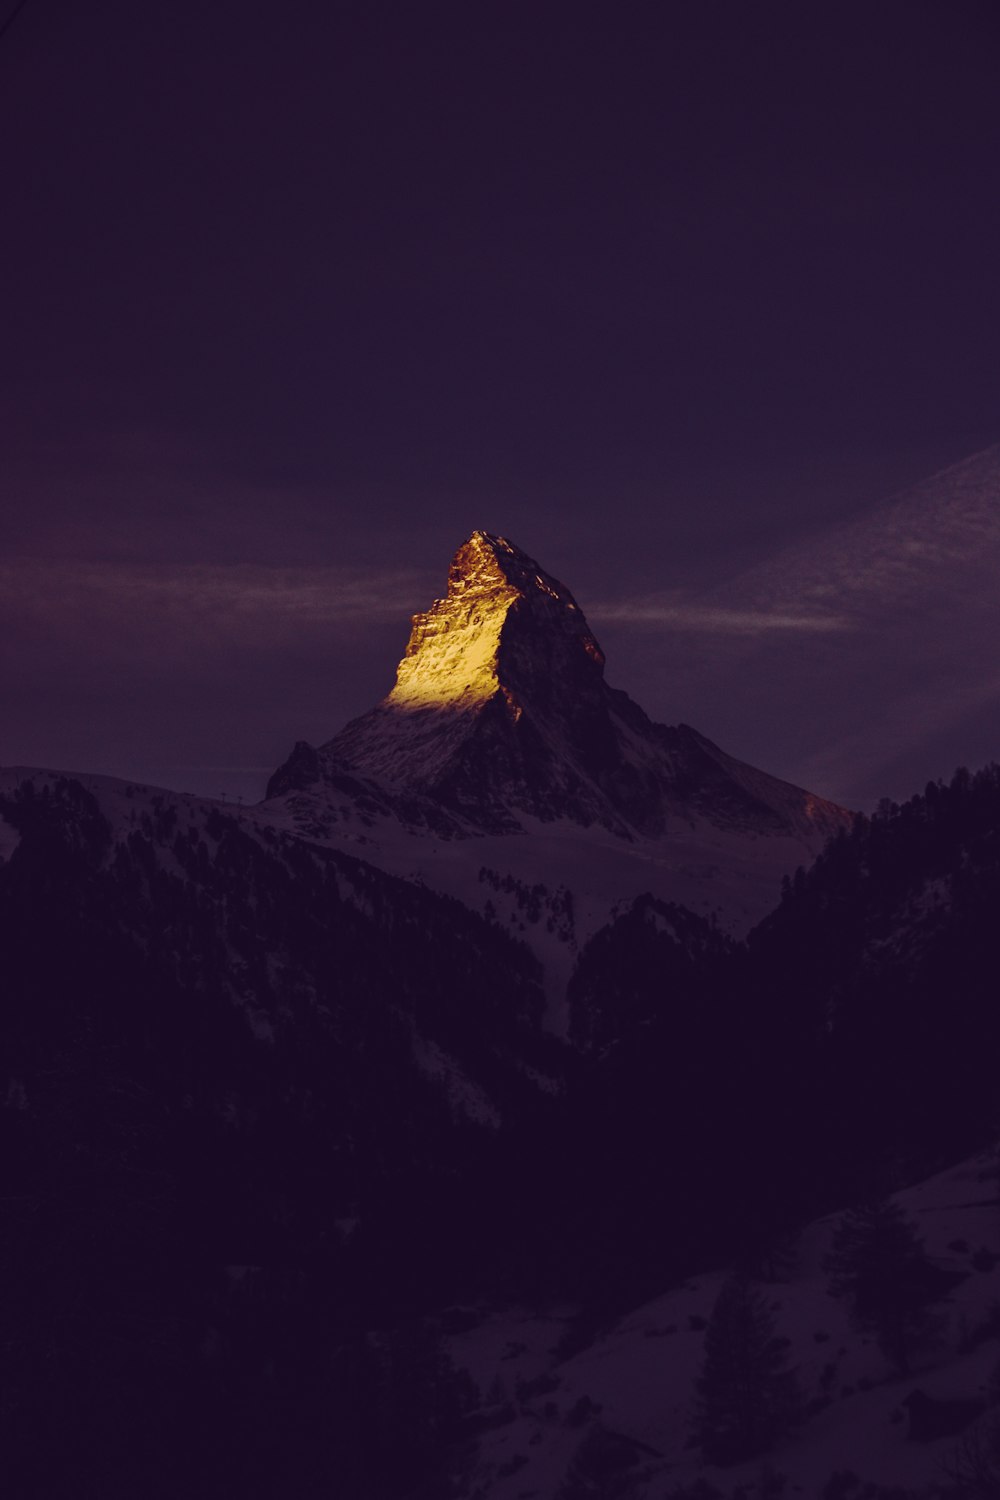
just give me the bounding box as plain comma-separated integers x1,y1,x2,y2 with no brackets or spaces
3,765,1000,1494
0,777,554,1496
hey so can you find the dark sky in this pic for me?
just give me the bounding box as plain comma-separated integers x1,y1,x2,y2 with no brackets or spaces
2,0,999,810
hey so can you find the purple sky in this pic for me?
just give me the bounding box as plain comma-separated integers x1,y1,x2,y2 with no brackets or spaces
2,1,999,811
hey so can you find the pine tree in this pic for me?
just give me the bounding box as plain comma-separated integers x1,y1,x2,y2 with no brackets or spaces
691,1273,798,1466
823,1199,941,1374
944,1393,1000,1499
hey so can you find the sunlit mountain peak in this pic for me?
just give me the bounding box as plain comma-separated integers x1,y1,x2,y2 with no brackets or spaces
386,531,604,713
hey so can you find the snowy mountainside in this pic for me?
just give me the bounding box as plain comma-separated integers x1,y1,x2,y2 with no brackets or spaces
6,751,1000,1494
443,1149,1000,1498
260,787,829,1022
263,531,852,985
0,765,556,1127
0,762,574,1494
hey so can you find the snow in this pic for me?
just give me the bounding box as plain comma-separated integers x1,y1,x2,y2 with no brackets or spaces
411,1034,502,1128
0,763,527,1126
254,528,852,1025
0,810,20,861
259,792,817,1028
445,1148,1000,1496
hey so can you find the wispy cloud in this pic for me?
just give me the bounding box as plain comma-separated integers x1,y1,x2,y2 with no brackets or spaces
0,559,429,632
589,597,853,634
722,444,1000,625
621,445,1000,810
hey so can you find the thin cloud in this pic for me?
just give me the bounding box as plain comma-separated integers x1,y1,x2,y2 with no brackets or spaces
651,445,1000,809
589,598,853,634
724,443,1000,624
0,559,429,629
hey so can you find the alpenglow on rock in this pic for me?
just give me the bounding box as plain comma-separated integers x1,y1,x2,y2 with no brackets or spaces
268,530,851,843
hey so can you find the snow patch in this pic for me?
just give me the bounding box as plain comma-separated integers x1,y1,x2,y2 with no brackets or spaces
0,811,21,862
411,1034,501,1128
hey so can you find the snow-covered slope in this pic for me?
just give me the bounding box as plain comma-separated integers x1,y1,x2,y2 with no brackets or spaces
263,532,852,994
0,764,554,1126
445,1149,1000,1497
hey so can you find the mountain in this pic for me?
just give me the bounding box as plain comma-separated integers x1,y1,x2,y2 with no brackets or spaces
0,765,558,1133
265,531,851,979
0,765,565,1494
552,762,1000,1301
11,532,1000,1498
743,762,1000,1178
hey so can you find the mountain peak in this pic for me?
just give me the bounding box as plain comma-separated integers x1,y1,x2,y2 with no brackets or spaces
449,530,582,607
268,532,851,846
387,531,604,713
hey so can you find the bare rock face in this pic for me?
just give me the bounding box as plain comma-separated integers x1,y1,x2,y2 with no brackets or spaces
326,532,628,831
388,531,606,714
269,531,851,844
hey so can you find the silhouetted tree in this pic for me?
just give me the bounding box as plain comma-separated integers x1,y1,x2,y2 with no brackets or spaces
943,1397,1000,1498
823,1199,943,1374
691,1273,798,1465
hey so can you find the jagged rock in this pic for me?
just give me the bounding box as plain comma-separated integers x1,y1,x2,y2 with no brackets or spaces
272,531,850,843
265,739,322,799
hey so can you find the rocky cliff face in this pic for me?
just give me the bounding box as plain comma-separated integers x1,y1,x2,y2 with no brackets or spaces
316,532,613,832
388,531,606,715
270,530,851,845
